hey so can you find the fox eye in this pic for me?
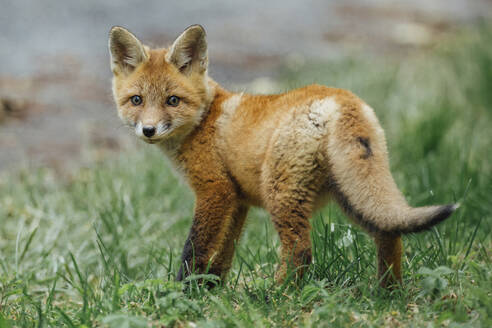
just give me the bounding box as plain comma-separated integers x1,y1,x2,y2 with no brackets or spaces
166,95,180,107
130,95,143,106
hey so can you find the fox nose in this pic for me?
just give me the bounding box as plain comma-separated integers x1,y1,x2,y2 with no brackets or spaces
142,125,156,138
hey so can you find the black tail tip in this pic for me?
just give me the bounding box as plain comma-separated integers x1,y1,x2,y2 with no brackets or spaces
436,203,459,222
412,203,459,233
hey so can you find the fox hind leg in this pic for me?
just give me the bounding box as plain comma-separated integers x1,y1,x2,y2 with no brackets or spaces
269,204,313,283
263,170,319,283
375,232,403,288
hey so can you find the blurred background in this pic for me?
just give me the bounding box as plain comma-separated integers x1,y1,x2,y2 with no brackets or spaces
0,0,490,171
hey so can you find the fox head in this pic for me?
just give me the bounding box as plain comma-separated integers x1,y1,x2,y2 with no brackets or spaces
109,25,212,144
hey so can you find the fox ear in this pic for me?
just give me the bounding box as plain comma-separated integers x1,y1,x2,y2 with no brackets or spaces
109,26,148,75
166,25,208,75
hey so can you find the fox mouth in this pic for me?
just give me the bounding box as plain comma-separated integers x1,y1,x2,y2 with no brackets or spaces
145,139,159,144
140,122,173,144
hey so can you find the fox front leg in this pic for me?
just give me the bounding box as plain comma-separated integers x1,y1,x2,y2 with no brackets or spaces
176,186,240,284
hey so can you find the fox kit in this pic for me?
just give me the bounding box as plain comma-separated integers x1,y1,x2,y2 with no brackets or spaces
109,25,457,287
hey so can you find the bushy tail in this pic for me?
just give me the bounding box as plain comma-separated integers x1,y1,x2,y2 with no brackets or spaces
332,182,458,234
393,203,458,233
327,102,457,234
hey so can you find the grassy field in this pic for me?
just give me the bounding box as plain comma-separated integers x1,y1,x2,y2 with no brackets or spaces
1,24,491,327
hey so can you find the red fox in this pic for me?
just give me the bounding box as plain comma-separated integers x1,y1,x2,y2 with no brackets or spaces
108,25,457,287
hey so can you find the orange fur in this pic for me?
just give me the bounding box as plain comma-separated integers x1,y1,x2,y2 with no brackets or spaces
375,233,403,288
109,25,457,287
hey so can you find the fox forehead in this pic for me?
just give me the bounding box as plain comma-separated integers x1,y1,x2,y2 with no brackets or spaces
113,48,200,104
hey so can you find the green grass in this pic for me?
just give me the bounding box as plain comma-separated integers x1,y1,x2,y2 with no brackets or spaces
1,24,491,327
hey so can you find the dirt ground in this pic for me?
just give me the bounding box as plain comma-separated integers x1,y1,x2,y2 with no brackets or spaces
0,0,490,171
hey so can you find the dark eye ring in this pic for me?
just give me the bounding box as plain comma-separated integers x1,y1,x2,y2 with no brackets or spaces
166,95,180,107
130,95,142,106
